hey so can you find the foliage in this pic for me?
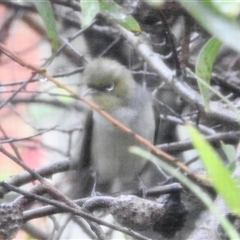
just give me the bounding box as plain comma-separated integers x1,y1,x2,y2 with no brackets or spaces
0,0,240,239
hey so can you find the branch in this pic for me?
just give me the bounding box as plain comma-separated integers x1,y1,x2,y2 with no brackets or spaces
0,42,208,184
0,159,71,197
107,14,240,126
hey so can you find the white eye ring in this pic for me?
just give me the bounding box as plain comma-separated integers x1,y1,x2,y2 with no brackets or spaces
104,81,114,92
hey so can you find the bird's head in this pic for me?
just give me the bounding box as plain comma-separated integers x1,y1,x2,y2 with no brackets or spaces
83,58,136,111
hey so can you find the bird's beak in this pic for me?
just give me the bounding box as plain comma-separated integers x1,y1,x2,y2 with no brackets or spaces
82,87,98,97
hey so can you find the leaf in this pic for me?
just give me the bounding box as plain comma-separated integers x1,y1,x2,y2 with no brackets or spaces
144,0,165,9
187,68,240,121
100,0,141,32
52,87,74,103
220,142,237,172
179,0,240,53
33,0,58,54
80,0,100,27
211,0,240,18
195,37,222,111
187,124,240,215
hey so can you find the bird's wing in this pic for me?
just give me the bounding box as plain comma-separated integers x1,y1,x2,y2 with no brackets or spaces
70,109,95,198
78,109,94,169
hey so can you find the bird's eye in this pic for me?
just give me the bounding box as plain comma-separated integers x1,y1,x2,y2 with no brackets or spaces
103,81,114,92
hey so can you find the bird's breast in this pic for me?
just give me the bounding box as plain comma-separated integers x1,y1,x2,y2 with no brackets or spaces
91,96,155,190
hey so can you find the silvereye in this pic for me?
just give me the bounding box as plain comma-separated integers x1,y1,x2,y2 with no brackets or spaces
82,58,156,192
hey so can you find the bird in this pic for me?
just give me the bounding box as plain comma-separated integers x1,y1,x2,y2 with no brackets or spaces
80,57,160,193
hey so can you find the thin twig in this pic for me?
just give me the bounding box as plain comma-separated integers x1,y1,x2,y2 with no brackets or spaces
0,42,208,184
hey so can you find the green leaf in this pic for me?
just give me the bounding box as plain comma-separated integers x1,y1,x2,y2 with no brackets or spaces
179,0,240,53
33,0,58,54
80,0,100,27
187,68,240,121
52,87,74,103
211,0,240,18
195,37,222,111
220,142,237,172
28,104,57,125
130,146,240,239
187,124,240,215
144,0,165,8
100,0,141,32
0,167,15,181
